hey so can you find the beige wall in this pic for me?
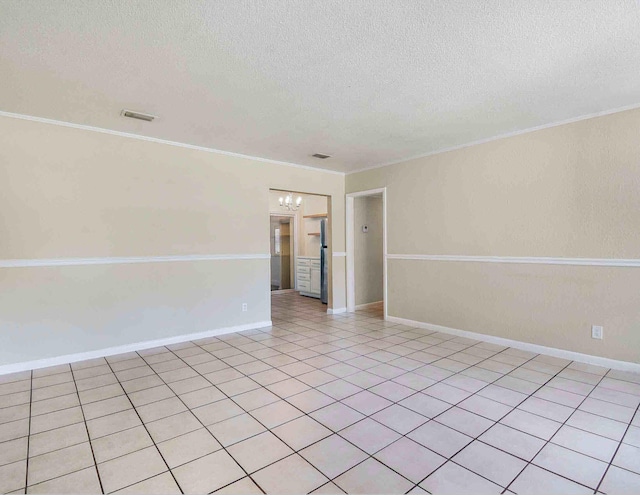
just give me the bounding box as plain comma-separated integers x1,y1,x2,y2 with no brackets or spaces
354,195,384,306
347,108,640,363
0,115,345,366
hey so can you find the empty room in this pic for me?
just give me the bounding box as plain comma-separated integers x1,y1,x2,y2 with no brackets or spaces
1,1,639,494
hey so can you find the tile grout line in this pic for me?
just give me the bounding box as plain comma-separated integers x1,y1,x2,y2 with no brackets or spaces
23,370,33,492
501,368,611,494
594,393,640,493
133,349,268,495
100,360,185,495
68,364,106,495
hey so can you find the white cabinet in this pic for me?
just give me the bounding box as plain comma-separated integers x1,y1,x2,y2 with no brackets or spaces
297,257,321,298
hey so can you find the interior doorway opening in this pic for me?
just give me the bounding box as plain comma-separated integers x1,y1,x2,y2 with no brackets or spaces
346,188,387,318
269,189,331,314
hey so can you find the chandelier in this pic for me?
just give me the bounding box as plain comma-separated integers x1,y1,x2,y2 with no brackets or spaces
279,192,302,211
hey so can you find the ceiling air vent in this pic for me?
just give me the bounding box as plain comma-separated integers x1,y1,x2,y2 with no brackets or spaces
121,109,156,122
312,153,331,159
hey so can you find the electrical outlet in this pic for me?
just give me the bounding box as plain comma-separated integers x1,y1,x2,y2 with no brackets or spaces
591,325,603,340
242,303,248,312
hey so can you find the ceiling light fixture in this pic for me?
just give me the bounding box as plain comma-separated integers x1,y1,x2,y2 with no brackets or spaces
312,153,331,159
121,109,156,122
279,192,302,211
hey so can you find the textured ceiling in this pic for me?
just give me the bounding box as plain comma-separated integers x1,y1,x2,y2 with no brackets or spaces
2,1,640,173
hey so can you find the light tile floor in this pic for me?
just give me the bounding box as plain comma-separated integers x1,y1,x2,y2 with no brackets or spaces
1,292,639,494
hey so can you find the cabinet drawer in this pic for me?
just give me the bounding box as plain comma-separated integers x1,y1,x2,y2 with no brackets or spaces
298,259,310,267
310,260,321,269
297,273,310,281
298,280,311,291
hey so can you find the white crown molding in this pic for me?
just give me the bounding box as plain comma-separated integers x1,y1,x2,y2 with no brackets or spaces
332,252,347,257
0,253,270,268
0,110,345,176
0,320,273,375
346,102,640,175
386,254,640,268
385,315,640,373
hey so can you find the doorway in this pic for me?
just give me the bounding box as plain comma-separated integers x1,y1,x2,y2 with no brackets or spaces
346,188,387,318
269,189,331,314
270,215,295,291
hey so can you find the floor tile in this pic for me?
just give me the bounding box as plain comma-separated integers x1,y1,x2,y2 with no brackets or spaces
286,389,334,413
340,418,401,454
98,446,166,493
613,443,640,475
518,396,574,423
420,461,503,494
567,410,628,441
374,437,446,483
316,380,362,400
0,437,28,467
27,442,94,486
86,409,141,439
0,460,26,494
371,404,429,434
408,420,472,458
30,406,84,435
30,393,79,417
599,465,640,495
92,425,154,463
29,422,89,457
27,466,101,494
250,399,304,428
208,413,267,446
272,415,331,450
81,395,131,421
369,381,415,402
533,443,607,489
135,396,187,423
252,453,328,494
213,476,263,494
309,402,365,431
300,435,367,479
232,388,280,411
172,450,245,493
265,378,310,398
157,428,221,468
341,390,392,416
227,431,293,473
146,410,202,443
453,440,526,487
500,409,561,440
552,424,618,462
458,394,512,421
334,458,413,494
423,382,472,404
508,464,592,494
435,407,494,437
579,396,635,423
478,423,545,461
192,399,244,426
399,392,451,418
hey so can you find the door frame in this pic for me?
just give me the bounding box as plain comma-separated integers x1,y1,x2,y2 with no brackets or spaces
346,187,387,319
269,212,298,290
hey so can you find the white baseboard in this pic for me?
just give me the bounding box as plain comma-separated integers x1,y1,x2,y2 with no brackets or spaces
386,315,640,373
0,320,273,376
328,307,347,315
355,301,383,310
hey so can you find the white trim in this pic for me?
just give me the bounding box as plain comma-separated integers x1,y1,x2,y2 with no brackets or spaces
0,320,273,375
0,110,344,176
0,254,270,269
333,252,347,257
355,301,383,310
327,307,346,315
346,188,388,319
385,316,640,373
346,102,640,175
386,254,640,268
